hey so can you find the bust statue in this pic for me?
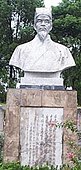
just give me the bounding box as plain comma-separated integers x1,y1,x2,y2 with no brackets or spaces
9,8,75,88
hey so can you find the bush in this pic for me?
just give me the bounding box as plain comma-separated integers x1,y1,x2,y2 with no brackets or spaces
0,163,81,170
0,84,6,103
0,135,4,163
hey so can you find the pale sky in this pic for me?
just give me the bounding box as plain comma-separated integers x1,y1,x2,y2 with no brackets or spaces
44,0,62,7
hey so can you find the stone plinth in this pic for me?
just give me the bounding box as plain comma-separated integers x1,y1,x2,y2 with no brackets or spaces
21,72,63,86
4,89,77,166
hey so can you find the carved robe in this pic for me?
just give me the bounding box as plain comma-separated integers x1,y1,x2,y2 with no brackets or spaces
9,35,75,72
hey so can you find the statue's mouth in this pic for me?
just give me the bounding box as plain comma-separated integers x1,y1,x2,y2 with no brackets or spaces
39,27,47,31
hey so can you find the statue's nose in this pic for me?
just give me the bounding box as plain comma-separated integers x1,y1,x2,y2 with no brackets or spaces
41,20,45,25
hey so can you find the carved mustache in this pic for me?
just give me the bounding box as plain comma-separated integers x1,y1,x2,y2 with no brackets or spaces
38,27,48,31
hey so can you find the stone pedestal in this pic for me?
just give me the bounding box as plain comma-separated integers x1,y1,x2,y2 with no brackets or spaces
4,89,77,166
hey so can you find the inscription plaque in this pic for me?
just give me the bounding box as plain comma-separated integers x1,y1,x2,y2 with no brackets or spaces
20,108,63,167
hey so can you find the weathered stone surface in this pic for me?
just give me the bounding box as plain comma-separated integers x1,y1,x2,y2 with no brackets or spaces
4,106,20,162
20,89,42,107
4,89,20,162
4,89,77,165
41,90,66,107
20,107,63,166
6,89,21,108
41,90,77,108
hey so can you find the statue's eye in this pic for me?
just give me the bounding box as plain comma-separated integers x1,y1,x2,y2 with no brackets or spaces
45,19,50,23
37,19,42,23
36,19,50,24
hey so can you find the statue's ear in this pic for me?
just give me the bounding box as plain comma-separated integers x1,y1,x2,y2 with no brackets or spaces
34,23,36,31
34,16,37,31
49,21,52,31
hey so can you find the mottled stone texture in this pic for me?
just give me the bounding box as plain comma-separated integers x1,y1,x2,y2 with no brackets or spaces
4,89,21,162
4,89,77,164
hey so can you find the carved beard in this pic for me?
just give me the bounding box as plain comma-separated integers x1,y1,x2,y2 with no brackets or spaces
38,30,48,41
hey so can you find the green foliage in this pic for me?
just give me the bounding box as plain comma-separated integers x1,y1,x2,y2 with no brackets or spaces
0,84,6,103
19,26,35,43
64,120,77,132
0,135,4,163
0,163,81,170
51,0,81,105
0,0,44,103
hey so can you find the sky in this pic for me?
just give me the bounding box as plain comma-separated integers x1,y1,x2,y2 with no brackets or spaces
44,0,62,7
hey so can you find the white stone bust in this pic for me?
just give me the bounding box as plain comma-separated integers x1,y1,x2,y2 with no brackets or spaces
9,8,75,86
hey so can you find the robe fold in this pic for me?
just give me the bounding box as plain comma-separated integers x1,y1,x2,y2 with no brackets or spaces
9,35,75,73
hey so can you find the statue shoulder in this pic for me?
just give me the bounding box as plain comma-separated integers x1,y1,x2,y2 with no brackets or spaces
16,39,34,52
52,41,76,68
9,39,34,68
51,40,73,57
52,41,67,51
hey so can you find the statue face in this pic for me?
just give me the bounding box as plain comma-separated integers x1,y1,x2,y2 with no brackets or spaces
34,14,52,41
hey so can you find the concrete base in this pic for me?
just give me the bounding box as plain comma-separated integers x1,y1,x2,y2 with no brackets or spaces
21,72,63,86
4,89,77,166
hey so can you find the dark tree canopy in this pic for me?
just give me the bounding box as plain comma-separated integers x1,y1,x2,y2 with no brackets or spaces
0,0,44,103
51,0,81,105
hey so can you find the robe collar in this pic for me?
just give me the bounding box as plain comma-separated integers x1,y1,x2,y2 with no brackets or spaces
32,34,52,46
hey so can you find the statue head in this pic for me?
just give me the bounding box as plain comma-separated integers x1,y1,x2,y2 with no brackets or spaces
34,8,52,41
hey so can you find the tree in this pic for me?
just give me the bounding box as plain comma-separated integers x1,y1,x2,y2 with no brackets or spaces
0,0,44,103
51,0,81,105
